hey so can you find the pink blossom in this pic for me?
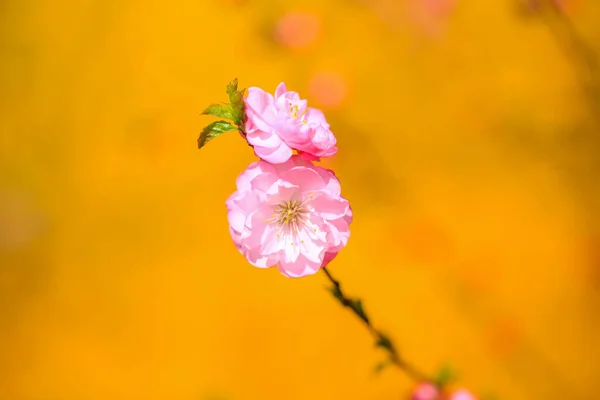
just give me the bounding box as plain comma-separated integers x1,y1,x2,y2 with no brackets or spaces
448,389,477,400
226,155,352,278
244,83,338,164
412,382,440,400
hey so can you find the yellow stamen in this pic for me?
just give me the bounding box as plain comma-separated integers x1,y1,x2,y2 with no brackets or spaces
290,105,299,118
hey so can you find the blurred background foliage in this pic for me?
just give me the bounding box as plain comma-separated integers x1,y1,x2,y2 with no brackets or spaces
1,0,599,399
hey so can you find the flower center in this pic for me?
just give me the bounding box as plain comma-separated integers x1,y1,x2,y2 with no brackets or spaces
266,197,318,246
274,199,306,229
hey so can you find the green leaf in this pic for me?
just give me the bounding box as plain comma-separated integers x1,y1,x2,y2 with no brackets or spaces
197,120,237,149
480,393,499,400
202,103,234,120
350,299,369,323
225,78,239,97
327,285,344,302
375,334,393,351
433,364,457,388
225,78,246,126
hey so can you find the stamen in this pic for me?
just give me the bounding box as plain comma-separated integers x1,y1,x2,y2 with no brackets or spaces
272,198,309,238
290,105,299,118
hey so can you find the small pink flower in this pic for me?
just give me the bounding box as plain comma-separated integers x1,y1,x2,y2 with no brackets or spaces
412,382,440,400
244,83,338,164
448,389,477,400
226,155,352,278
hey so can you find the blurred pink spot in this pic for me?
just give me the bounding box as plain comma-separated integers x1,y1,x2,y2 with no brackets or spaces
409,0,457,36
419,0,456,17
412,382,440,400
273,12,321,49
308,72,347,109
448,389,477,400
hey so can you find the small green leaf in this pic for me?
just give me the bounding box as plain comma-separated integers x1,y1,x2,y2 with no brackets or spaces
433,364,457,388
225,78,239,97
202,103,234,120
225,78,246,126
197,120,237,149
327,285,344,302
375,334,393,351
480,393,499,400
350,299,369,323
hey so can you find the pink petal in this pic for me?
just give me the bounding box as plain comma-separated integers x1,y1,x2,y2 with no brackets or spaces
241,208,276,251
274,82,288,98
321,251,338,267
250,173,279,194
246,127,284,149
298,228,326,263
311,194,350,220
244,248,278,268
277,252,324,278
323,217,351,252
316,168,342,197
282,233,301,263
246,87,277,118
227,203,246,235
279,166,326,193
235,161,274,191
253,141,293,164
304,107,327,125
298,151,320,161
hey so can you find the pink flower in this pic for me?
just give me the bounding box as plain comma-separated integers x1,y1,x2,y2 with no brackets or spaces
448,389,477,400
412,382,440,400
226,155,352,278
244,82,338,164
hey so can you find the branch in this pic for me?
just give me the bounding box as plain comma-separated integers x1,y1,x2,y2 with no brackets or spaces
322,266,434,383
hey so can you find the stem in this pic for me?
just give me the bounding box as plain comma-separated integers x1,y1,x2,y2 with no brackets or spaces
540,1,600,119
322,266,434,383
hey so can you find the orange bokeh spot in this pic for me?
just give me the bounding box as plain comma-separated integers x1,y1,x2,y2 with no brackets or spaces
396,219,454,266
308,72,347,109
486,317,524,359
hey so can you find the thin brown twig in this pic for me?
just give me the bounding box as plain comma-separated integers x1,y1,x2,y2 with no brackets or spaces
539,1,600,119
322,266,434,383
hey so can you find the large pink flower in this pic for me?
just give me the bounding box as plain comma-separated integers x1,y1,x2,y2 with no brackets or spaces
226,156,352,278
244,82,338,164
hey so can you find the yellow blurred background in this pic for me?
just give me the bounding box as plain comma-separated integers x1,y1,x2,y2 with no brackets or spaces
1,0,600,399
